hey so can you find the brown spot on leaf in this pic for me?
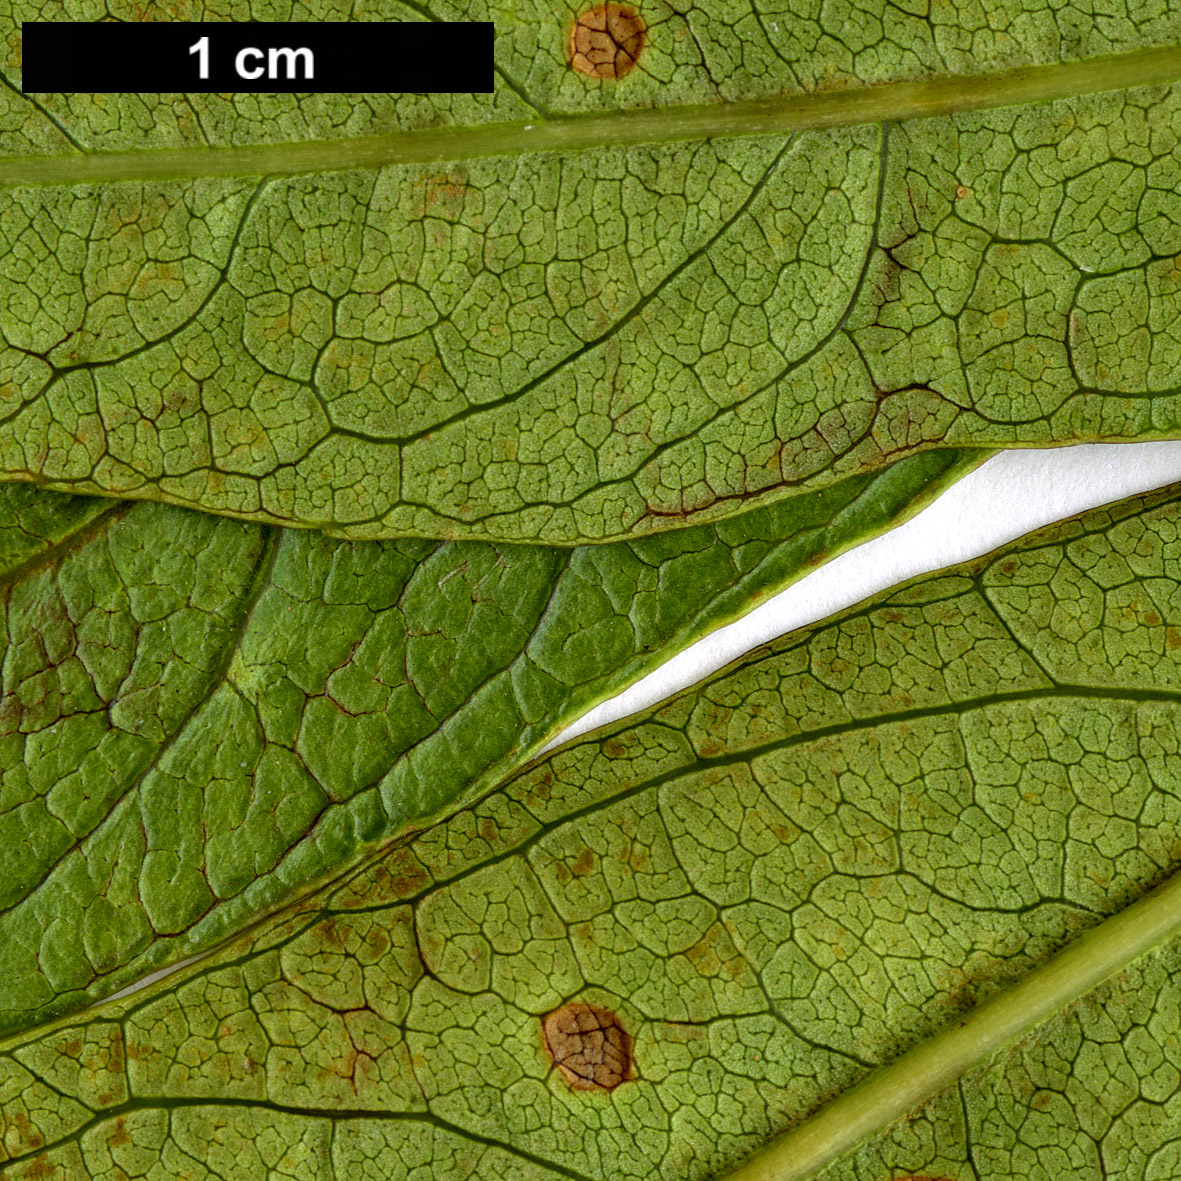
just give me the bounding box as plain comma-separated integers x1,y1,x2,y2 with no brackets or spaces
364,925,392,958
11,1112,44,1151
524,771,554,807
425,173,468,208
570,847,596,877
23,1155,56,1180
315,918,344,948
107,1028,127,1075
1168,627,1181,651
337,850,432,906
956,184,969,199
568,4,646,79
543,1002,632,1090
106,1118,132,1149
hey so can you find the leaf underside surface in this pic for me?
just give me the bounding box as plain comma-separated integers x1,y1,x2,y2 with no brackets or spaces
2,480,1181,1179
0,450,979,1045
2,4,1181,541
812,932,1181,1181
5,2,1181,1178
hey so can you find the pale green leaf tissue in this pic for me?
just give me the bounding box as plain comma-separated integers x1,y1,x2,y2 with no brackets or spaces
3,0,1181,539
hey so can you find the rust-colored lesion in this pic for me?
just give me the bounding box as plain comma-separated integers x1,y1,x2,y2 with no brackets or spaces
570,847,596,877
22,1155,57,1180
543,1002,632,1090
106,1118,132,1149
567,4,647,79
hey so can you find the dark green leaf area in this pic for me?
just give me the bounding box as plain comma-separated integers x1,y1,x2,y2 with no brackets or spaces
0,502,266,928
0,485,109,579
4,478,1181,1179
0,449,977,1043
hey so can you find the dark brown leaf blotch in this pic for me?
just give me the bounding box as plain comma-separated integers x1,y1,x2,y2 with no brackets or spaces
567,4,646,79
543,1002,632,1090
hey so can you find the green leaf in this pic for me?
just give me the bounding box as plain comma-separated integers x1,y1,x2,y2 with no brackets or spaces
3,9,1181,540
0,449,978,1045
3,476,1180,1178
746,876,1181,1181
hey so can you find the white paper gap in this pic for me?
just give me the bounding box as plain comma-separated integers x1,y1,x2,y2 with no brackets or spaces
546,441,1181,751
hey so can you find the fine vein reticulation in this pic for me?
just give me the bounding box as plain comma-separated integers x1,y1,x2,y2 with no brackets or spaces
803,927,1181,1181
2,480,1181,1179
0,452,978,1045
2,3,1181,541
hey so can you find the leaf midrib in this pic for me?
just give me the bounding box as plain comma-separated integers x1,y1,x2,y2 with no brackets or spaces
5,44,1181,188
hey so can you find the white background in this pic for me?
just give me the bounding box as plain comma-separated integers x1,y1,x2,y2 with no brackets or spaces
549,442,1181,750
